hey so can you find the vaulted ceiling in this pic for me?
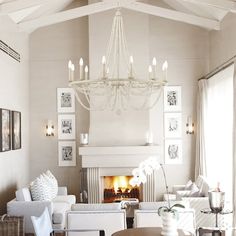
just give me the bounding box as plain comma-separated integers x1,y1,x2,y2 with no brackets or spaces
1,0,236,33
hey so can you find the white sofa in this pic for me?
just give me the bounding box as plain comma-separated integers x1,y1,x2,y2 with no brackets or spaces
134,201,196,235
7,186,76,234
67,203,126,236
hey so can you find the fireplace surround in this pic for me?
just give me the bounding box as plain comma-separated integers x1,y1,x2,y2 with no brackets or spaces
79,146,161,203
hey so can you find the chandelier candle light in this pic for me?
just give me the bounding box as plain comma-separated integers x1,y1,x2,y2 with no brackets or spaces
68,10,168,111
130,157,184,236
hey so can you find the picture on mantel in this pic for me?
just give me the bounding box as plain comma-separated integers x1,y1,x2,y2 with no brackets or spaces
164,139,182,165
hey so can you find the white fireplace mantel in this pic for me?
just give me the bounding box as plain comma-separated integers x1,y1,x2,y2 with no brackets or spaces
79,145,162,168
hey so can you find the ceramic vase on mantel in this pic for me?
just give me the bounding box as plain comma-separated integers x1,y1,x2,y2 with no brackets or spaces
161,211,178,236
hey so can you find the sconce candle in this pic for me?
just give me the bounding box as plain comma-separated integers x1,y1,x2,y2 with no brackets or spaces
46,120,54,136
186,116,194,134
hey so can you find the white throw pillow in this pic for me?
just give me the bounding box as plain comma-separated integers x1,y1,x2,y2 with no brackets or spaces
30,175,53,201
44,170,58,198
189,183,201,197
184,180,193,190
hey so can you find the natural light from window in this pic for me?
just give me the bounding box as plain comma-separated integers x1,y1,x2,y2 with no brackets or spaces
205,64,234,202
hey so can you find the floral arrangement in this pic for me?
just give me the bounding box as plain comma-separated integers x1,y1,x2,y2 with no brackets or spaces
130,156,184,215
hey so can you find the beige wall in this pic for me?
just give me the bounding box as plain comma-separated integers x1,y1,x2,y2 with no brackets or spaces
149,16,209,197
29,16,89,198
0,17,29,214
210,13,236,71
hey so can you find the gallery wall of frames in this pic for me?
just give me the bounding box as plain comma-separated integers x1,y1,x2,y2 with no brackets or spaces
0,109,21,152
57,88,76,167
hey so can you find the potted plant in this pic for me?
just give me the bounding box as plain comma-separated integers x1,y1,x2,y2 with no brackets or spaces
130,157,185,236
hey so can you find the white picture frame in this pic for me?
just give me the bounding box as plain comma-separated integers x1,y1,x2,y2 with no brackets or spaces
164,86,182,112
58,114,75,139
57,88,75,113
58,141,76,166
165,139,182,164
164,113,182,138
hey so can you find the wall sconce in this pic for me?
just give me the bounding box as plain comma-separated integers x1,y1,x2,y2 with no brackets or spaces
186,116,194,134
46,120,54,136
80,133,89,146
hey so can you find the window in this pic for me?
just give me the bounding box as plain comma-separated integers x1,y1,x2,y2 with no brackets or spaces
204,64,234,200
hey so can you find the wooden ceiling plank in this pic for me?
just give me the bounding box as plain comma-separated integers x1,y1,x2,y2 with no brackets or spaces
19,1,118,31
179,0,236,13
124,2,220,30
0,0,58,15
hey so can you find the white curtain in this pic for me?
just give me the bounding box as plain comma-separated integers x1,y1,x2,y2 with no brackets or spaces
195,79,208,180
196,64,234,198
232,60,236,227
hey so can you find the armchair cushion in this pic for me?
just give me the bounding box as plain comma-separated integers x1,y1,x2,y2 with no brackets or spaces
71,203,121,211
53,195,76,205
16,187,32,201
52,202,70,224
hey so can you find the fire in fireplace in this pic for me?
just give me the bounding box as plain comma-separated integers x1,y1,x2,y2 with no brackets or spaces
103,176,141,202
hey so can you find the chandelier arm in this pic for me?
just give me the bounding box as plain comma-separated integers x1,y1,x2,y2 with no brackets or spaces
73,88,91,111
120,13,130,74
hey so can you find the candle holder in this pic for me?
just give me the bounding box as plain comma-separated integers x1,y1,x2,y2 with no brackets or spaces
80,133,89,146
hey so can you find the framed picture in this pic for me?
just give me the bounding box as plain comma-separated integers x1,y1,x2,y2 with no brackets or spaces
0,109,11,152
58,141,76,166
164,86,182,111
165,139,182,164
58,114,75,139
57,88,75,113
12,111,21,150
164,113,182,138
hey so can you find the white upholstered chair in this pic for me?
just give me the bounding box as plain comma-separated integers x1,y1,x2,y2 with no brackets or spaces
67,203,127,236
31,208,105,236
134,202,196,235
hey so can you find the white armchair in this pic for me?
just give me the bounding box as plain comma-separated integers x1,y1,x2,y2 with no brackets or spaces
67,203,127,236
134,202,196,235
7,186,76,234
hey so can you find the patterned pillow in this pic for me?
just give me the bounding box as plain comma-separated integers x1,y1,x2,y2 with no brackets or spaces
44,170,58,198
30,175,53,201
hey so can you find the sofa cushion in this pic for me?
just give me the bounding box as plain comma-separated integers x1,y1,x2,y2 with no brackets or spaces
45,170,58,197
53,195,76,205
195,175,209,197
139,201,190,210
71,203,122,211
30,175,53,201
52,202,70,224
15,188,32,201
184,180,193,190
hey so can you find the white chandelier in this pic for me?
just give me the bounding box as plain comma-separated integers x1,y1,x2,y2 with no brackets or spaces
68,10,168,112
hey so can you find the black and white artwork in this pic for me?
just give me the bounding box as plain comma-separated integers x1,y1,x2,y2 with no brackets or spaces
0,109,11,152
58,114,75,139
164,113,182,138
58,141,76,166
164,86,181,111
165,139,182,164
12,111,21,150
57,88,75,113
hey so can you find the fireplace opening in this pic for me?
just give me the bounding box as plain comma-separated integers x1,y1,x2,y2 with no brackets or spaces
103,176,141,203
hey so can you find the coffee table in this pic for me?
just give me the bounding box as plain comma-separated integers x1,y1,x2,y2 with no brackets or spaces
112,227,191,236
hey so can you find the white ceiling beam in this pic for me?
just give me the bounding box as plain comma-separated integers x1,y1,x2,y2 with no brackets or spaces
0,0,57,15
19,1,118,31
179,0,236,13
124,2,220,30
